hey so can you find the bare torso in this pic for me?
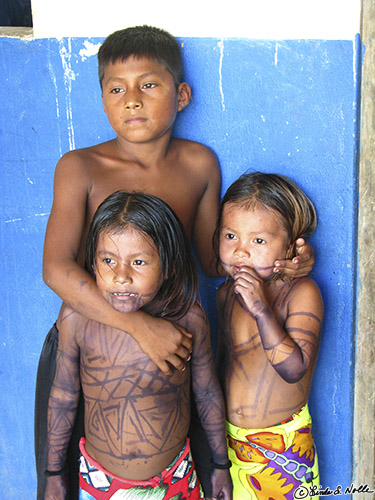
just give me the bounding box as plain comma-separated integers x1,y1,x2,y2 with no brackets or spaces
74,138,210,264
217,279,319,429
73,314,190,479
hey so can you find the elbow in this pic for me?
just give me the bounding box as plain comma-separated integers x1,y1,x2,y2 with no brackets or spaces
43,261,53,287
43,259,60,292
273,362,307,384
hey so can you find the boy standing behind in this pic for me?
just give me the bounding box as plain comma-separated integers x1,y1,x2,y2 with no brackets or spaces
36,26,221,500
36,26,314,499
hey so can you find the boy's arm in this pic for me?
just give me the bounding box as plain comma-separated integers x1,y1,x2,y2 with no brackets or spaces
191,149,222,277
45,308,81,500
43,153,192,375
188,304,232,500
233,267,323,383
274,238,315,278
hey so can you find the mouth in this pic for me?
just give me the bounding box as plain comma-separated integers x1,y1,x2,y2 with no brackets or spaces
232,264,244,274
111,292,137,299
125,117,147,125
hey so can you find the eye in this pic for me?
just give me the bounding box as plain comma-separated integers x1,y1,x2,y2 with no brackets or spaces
143,82,157,89
110,87,124,94
133,259,146,266
103,257,115,265
254,238,266,245
225,233,236,240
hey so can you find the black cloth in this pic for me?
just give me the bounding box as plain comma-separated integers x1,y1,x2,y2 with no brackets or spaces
34,323,84,500
188,390,214,498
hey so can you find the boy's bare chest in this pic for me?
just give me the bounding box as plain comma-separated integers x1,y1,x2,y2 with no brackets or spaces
85,159,203,237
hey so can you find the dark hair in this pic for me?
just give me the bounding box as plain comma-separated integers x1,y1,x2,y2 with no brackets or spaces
213,172,317,273
86,191,198,320
98,25,183,88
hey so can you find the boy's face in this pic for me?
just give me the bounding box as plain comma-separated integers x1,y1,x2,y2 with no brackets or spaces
94,227,163,314
101,56,190,145
219,203,291,280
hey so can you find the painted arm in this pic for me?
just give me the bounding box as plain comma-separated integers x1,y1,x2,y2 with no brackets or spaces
44,309,81,500
233,267,323,383
43,153,192,375
188,304,232,500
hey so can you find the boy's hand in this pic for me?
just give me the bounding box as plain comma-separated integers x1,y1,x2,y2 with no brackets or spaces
211,469,233,500
274,238,315,278
44,475,66,500
137,315,193,375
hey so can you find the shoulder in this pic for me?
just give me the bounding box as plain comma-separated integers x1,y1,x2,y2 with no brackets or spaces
287,277,324,316
172,138,220,175
176,301,208,334
59,304,86,337
54,148,91,185
290,277,322,297
56,145,97,170
55,140,113,172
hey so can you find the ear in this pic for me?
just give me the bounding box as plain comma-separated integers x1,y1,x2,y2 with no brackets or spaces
101,94,108,116
177,82,192,112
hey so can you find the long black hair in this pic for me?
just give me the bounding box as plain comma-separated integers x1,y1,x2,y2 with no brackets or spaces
86,191,198,320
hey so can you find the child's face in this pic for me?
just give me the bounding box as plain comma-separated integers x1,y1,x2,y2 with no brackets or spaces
94,226,163,313
101,56,189,145
219,203,291,280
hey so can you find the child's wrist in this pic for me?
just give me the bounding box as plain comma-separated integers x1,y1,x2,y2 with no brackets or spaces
44,467,66,476
211,459,232,470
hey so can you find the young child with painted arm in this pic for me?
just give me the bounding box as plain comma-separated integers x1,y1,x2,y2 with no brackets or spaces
44,191,232,500
214,172,323,500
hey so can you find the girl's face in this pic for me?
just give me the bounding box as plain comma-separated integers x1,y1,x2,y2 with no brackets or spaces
94,226,163,313
219,202,291,280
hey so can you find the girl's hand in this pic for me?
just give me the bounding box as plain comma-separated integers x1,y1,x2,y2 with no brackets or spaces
44,475,66,500
233,266,268,317
274,238,314,278
211,469,233,500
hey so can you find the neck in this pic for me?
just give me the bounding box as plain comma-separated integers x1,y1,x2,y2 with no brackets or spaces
114,133,173,167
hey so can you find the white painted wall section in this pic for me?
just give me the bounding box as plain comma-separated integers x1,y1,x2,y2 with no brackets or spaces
31,0,360,40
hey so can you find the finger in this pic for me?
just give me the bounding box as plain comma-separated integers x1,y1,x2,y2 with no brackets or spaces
156,359,173,376
295,237,306,252
176,325,193,338
180,335,193,353
274,257,299,272
234,265,256,275
166,354,187,372
174,344,192,361
174,326,193,351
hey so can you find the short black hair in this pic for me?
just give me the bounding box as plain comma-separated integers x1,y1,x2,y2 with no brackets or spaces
98,25,183,88
86,191,198,320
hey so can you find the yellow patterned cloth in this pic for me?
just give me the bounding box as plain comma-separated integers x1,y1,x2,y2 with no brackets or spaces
226,405,319,500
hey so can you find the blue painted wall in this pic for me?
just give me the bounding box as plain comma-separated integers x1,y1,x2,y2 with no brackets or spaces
0,35,358,498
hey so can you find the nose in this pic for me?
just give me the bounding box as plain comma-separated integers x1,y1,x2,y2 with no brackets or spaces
124,89,142,110
234,242,250,259
113,263,133,284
